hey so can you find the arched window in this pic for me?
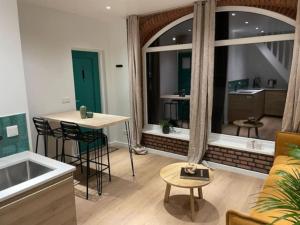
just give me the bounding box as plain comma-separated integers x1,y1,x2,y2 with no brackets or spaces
143,6,295,143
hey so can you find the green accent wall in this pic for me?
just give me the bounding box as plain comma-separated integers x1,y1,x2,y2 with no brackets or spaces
0,113,29,158
228,79,249,91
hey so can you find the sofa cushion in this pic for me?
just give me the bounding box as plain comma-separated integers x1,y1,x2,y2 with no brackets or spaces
273,155,300,166
250,168,300,225
250,176,293,225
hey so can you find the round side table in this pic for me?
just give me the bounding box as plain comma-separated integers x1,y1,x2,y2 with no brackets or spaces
160,162,214,221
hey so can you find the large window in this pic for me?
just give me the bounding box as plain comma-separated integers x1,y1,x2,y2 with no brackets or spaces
143,7,295,142
145,18,193,128
212,10,295,141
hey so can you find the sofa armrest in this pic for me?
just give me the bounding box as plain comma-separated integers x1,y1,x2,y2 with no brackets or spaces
275,131,300,157
226,210,267,225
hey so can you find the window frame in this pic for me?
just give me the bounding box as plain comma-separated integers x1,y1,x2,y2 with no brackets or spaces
142,6,296,152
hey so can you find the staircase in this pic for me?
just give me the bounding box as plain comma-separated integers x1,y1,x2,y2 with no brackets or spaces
256,39,293,82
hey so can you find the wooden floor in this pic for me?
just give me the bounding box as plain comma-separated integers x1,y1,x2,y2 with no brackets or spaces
222,116,282,141
75,149,264,225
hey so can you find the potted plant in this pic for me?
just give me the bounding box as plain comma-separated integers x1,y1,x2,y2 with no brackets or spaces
254,144,300,224
160,120,171,134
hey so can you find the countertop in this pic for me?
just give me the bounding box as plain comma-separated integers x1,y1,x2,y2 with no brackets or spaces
0,151,75,202
229,88,287,95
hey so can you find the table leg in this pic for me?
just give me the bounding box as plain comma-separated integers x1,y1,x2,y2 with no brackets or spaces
164,184,171,203
247,128,251,137
125,121,135,176
255,127,259,139
236,127,240,136
198,187,203,199
190,188,195,221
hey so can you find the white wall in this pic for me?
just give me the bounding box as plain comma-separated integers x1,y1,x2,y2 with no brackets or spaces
18,2,130,153
0,0,31,148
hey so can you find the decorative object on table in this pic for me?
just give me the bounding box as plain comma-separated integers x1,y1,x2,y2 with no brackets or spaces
160,120,171,134
254,144,300,224
80,105,87,119
179,89,186,97
245,116,258,125
86,111,94,118
180,163,210,181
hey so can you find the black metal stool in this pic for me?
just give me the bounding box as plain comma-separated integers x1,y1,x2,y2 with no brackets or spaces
60,121,111,199
32,117,62,159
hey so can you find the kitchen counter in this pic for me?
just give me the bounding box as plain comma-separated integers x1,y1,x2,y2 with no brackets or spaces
229,88,287,95
0,151,75,202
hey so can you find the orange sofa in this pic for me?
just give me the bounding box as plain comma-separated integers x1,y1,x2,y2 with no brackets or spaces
226,131,300,225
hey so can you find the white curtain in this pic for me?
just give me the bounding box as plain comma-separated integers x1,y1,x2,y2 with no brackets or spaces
188,0,216,163
282,0,300,132
127,16,143,146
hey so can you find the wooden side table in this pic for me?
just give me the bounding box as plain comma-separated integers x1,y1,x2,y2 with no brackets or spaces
233,120,264,138
160,163,214,221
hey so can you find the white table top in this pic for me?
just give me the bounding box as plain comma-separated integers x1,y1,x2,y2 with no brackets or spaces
160,95,190,100
43,111,130,129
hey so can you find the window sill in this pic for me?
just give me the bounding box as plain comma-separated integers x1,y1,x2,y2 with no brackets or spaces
142,126,275,156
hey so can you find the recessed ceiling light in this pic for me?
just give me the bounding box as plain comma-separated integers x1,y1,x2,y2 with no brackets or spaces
245,21,249,24
106,6,111,10
231,13,236,16
172,37,176,41
261,30,265,33
256,27,259,30
188,29,192,32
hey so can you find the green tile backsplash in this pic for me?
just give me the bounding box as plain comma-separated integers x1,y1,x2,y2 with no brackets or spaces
0,113,29,157
228,79,249,91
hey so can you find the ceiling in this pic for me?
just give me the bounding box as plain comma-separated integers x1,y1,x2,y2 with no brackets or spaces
18,0,195,21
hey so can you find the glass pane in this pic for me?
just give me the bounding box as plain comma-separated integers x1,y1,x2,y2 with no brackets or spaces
146,50,192,128
212,40,293,141
150,19,193,47
215,11,295,40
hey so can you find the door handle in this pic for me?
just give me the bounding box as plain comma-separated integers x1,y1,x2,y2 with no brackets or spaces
81,70,85,80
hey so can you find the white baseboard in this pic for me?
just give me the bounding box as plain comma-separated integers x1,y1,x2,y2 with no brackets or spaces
109,143,267,180
109,141,128,148
145,147,188,161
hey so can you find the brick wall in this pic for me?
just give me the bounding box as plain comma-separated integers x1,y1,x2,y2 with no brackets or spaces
204,146,274,174
142,133,188,156
142,133,274,174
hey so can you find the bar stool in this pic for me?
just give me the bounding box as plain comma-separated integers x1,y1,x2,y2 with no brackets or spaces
32,117,62,159
60,121,111,199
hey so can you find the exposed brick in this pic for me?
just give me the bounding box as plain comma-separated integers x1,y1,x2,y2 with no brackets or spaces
224,153,237,159
258,155,266,160
239,156,254,162
248,162,256,167
242,153,250,157
252,168,269,174
255,159,271,166
240,161,248,165
238,164,252,170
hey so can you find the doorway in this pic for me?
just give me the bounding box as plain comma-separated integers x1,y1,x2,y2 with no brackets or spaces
72,50,101,113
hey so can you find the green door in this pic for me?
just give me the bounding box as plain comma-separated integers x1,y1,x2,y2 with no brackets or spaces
72,51,102,152
72,50,101,113
178,52,191,121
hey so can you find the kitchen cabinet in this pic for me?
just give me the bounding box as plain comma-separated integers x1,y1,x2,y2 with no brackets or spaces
264,90,287,117
0,174,77,225
228,90,265,122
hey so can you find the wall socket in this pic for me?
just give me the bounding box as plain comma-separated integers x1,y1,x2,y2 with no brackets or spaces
6,125,19,138
62,97,71,104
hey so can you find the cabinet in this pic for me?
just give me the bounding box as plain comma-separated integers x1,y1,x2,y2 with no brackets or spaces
228,91,265,122
0,174,77,225
264,90,287,116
